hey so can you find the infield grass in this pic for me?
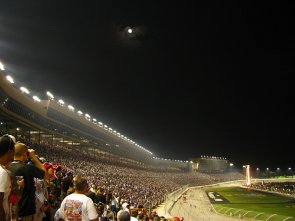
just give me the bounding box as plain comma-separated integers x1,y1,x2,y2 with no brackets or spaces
206,186,295,220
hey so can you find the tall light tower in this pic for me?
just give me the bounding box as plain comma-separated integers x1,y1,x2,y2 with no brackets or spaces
245,165,251,186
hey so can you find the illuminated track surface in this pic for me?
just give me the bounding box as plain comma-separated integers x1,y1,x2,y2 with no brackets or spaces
168,187,240,221
156,179,295,221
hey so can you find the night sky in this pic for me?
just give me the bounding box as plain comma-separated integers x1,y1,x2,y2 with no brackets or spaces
0,1,294,169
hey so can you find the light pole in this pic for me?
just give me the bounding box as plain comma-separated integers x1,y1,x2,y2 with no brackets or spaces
243,165,251,186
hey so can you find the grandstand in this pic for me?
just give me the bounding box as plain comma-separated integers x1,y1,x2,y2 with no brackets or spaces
190,156,229,173
0,69,247,220
0,71,156,164
0,68,245,176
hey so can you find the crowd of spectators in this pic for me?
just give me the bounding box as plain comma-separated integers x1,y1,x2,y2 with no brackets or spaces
32,142,244,205
1,134,244,220
250,181,295,196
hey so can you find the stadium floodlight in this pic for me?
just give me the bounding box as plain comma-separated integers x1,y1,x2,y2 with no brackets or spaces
32,96,41,102
256,168,259,171
68,105,75,111
20,87,30,94
109,128,113,131
229,163,234,167
58,99,65,105
277,168,280,170
288,167,292,170
93,118,97,122
6,75,14,84
46,91,54,100
77,110,83,115
0,61,5,70
98,122,103,125
85,113,90,118
266,168,269,171
104,124,108,128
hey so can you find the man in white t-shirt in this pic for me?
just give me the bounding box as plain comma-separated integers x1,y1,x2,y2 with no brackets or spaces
58,176,98,221
0,134,16,221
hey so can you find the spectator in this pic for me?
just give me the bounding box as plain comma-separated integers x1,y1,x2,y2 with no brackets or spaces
95,187,106,205
110,193,119,213
122,202,130,213
62,171,73,199
8,143,47,220
118,211,131,221
52,166,63,201
0,134,15,221
95,202,110,221
58,176,98,221
34,178,50,221
130,209,138,221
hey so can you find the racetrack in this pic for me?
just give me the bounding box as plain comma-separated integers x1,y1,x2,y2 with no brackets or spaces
155,181,243,220
169,186,240,221
155,179,295,221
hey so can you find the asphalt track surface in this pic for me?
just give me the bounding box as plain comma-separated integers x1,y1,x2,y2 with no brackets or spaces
155,179,295,221
155,185,240,221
